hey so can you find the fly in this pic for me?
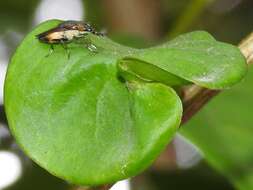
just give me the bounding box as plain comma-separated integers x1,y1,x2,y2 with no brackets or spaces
36,20,102,58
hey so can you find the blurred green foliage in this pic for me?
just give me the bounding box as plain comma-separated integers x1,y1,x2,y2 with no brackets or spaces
0,0,40,32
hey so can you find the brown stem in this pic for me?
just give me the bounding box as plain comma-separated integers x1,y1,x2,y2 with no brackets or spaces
239,33,253,65
74,185,112,190
182,88,220,124
88,185,112,190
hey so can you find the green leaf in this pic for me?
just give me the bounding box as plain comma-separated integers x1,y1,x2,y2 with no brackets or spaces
4,20,182,185
4,19,247,186
118,58,190,86
181,67,253,190
123,31,247,89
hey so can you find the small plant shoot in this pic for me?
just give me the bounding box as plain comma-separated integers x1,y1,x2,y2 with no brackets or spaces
4,20,247,186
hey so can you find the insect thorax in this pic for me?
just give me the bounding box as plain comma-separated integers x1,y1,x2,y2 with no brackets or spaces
63,30,88,41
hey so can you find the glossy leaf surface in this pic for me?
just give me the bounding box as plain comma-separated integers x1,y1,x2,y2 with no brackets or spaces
124,31,247,89
4,20,182,185
4,19,247,185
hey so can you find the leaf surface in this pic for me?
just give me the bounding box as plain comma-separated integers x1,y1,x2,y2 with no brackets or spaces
4,20,182,185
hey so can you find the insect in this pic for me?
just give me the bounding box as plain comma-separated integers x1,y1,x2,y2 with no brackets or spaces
36,20,102,58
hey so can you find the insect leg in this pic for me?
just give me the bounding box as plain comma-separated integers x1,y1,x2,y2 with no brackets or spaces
73,37,98,53
83,38,98,53
61,41,70,59
87,43,97,52
45,45,54,57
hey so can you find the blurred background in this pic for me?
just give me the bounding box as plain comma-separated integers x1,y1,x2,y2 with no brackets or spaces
0,0,253,189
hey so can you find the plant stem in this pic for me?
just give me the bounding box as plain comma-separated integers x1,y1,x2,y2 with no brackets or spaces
182,87,219,124
75,185,112,190
239,33,253,65
88,185,112,190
